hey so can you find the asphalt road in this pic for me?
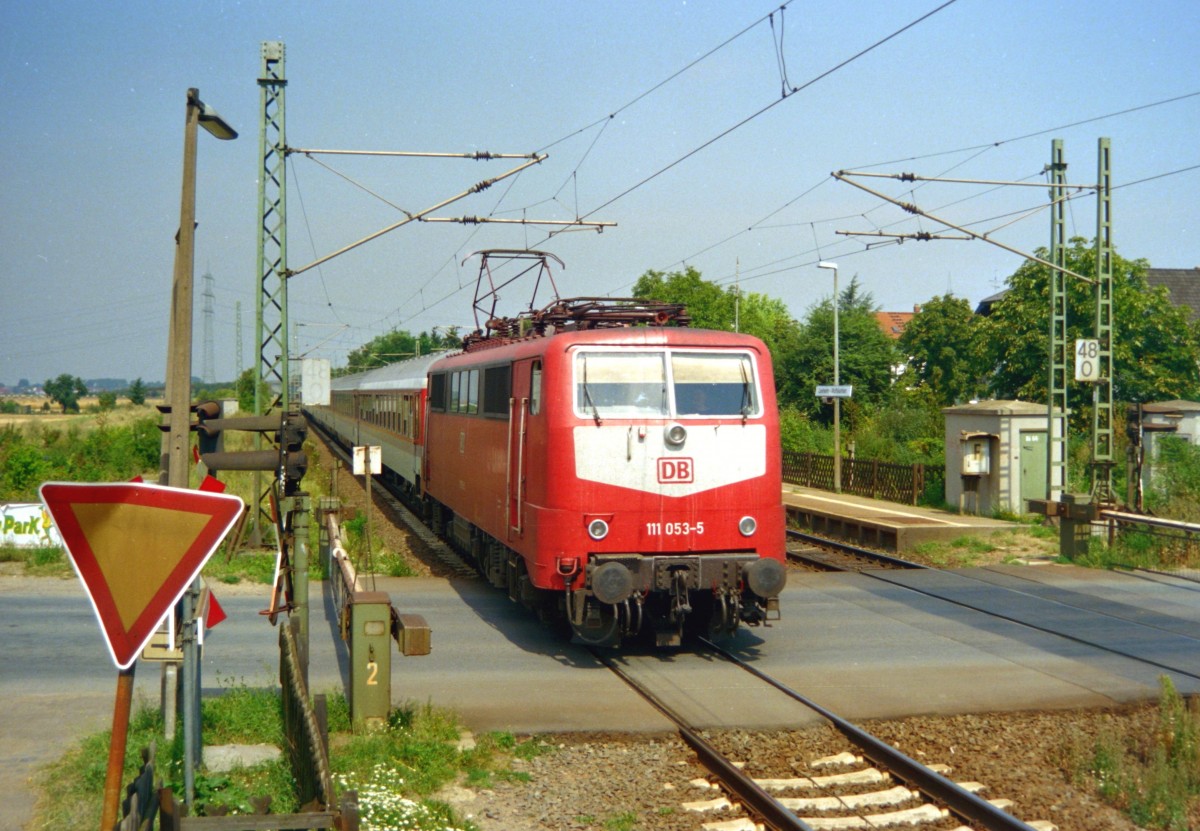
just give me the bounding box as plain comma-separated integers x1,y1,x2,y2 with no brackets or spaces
5,564,1200,830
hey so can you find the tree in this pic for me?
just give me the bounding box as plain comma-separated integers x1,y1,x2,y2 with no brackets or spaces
97,391,117,410
631,266,804,388
234,367,270,414
633,267,730,329
44,374,88,413
127,377,147,406
342,328,461,376
898,294,989,406
982,238,1200,405
775,276,899,418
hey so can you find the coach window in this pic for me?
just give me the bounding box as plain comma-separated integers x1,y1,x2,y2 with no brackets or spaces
530,361,542,415
449,372,461,412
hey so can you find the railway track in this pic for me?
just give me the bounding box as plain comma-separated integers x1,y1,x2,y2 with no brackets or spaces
787,529,924,571
593,642,1044,831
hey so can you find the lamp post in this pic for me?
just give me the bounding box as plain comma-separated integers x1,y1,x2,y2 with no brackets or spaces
159,87,237,813
162,89,238,488
818,261,841,493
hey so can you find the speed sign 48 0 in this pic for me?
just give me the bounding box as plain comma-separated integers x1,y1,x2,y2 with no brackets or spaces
1075,338,1100,382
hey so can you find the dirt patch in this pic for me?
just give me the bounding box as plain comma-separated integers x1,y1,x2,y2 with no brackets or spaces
308,434,462,580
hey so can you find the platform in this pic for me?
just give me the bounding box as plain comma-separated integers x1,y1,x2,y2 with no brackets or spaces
782,484,1017,552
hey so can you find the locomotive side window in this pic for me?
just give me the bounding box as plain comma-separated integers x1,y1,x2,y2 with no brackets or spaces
429,372,447,412
463,369,479,413
673,352,759,417
447,369,479,414
482,365,511,417
530,361,542,415
575,352,667,417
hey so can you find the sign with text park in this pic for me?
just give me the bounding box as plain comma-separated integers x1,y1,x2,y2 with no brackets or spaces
39,482,244,669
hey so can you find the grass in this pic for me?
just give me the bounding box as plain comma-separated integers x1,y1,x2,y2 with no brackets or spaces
32,683,549,831
1071,677,1200,830
1072,528,1200,573
341,511,418,578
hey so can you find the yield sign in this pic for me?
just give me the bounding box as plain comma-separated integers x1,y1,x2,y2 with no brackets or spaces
39,482,244,669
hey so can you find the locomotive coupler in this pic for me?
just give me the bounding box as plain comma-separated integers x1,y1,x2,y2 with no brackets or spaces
668,567,692,621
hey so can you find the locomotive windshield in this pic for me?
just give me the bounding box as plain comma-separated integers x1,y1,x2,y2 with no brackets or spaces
574,350,760,419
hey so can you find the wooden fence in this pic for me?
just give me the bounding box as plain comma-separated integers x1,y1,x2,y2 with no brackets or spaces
782,451,935,505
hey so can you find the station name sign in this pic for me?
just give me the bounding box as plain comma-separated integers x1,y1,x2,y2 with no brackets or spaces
815,385,853,398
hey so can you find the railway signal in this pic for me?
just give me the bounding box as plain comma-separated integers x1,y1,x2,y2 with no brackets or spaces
193,402,308,492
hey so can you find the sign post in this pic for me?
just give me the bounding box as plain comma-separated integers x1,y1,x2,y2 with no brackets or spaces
816,385,852,493
39,482,243,828
353,446,381,587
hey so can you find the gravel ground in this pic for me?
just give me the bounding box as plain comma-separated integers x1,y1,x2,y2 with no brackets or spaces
439,706,1163,831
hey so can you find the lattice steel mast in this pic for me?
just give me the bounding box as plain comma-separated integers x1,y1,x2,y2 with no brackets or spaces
1092,137,1115,504
254,40,288,543
257,40,288,415
1047,140,1068,499
201,269,216,384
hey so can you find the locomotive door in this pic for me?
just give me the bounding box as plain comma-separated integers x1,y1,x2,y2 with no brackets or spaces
507,359,535,539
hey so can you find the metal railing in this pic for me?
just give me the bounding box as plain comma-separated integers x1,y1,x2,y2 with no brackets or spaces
1100,509,1200,583
321,504,430,728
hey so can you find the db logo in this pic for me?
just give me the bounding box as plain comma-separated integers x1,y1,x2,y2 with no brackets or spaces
657,457,694,483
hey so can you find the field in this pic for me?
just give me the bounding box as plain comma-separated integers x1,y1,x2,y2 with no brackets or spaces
0,396,164,430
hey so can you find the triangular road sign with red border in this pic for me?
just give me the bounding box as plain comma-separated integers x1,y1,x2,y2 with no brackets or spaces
39,482,245,669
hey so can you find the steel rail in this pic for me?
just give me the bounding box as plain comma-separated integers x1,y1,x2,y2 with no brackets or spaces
590,650,815,831
699,638,1038,831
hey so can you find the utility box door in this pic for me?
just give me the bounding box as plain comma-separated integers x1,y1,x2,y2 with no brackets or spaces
1020,431,1049,505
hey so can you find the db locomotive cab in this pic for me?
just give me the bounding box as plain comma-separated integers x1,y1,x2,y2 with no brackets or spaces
565,338,786,647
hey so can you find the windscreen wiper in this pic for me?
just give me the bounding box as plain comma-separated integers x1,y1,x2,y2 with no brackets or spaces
739,360,753,423
581,356,602,425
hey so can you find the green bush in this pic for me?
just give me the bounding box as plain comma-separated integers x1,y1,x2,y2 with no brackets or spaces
0,417,161,499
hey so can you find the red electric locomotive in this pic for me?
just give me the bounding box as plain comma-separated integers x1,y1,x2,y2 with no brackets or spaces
421,297,786,646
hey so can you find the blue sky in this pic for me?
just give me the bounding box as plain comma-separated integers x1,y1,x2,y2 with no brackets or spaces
1,0,1197,385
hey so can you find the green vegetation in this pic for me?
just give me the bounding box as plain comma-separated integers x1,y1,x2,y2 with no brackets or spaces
127,377,147,405
43,373,89,413
33,683,545,830
1147,436,1200,522
0,416,161,500
340,328,462,376
1072,677,1200,830
342,511,417,577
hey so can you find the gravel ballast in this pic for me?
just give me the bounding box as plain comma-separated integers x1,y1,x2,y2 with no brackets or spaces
440,705,1170,831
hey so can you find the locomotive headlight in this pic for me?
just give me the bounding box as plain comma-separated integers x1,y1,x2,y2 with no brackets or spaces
738,515,757,536
587,518,610,540
664,422,687,447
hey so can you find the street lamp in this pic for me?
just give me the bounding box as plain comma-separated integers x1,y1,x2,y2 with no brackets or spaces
157,87,237,817
818,261,841,493
161,89,238,489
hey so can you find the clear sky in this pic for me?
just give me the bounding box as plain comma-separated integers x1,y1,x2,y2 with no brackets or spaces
2,0,1197,386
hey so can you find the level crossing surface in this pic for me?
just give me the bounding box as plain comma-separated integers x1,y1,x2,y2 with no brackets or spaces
4,562,1199,829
